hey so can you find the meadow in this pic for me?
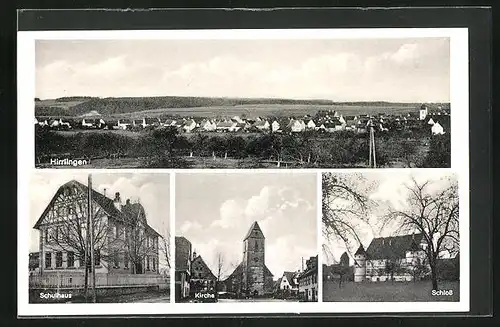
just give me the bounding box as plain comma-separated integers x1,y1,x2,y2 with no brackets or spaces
322,280,460,302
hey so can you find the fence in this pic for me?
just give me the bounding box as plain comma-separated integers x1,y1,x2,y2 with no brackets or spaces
29,273,169,289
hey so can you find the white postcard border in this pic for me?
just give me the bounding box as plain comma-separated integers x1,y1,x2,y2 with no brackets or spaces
17,27,469,316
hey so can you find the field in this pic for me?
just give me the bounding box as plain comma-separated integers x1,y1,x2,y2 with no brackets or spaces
323,280,460,302
36,101,422,120
110,103,419,119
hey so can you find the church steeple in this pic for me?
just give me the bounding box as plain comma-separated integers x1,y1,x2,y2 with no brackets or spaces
243,221,264,241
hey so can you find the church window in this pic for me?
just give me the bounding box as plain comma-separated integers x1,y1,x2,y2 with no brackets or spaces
253,257,259,262
255,241,258,250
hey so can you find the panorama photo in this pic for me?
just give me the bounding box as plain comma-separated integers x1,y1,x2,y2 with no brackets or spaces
35,37,451,169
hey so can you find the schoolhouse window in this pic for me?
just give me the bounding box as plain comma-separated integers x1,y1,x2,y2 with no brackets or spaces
67,251,75,267
45,252,52,268
94,250,101,266
114,252,120,268
56,251,63,268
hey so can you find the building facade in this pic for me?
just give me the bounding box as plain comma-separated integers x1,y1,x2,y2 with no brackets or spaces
223,222,274,297
31,180,161,290
297,255,318,302
175,236,192,300
189,253,217,297
354,233,429,282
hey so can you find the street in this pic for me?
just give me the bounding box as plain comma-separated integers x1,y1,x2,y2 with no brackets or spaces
218,298,299,303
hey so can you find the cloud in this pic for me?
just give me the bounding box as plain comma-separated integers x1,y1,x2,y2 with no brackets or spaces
36,39,450,102
179,221,202,233
212,199,245,228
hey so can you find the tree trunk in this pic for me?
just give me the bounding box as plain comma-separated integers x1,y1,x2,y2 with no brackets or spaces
430,265,438,290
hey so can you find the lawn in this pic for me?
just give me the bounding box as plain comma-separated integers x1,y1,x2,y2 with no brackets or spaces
323,280,460,302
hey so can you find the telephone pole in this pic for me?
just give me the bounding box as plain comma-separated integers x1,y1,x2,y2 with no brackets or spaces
88,174,97,303
368,120,377,168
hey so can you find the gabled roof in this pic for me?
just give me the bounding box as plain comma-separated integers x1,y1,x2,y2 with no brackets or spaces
366,233,424,260
191,255,217,280
282,271,298,287
243,221,265,240
354,244,367,256
33,180,161,237
217,121,236,128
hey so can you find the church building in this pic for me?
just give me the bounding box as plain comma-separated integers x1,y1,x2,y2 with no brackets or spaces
223,222,274,297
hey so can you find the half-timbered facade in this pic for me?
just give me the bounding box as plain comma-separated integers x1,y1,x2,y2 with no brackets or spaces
32,180,161,282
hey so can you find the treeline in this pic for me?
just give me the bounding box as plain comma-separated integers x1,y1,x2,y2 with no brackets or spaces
35,127,450,168
68,96,335,116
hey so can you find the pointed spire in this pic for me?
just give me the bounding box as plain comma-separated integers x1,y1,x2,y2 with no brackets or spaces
243,221,264,240
355,244,366,256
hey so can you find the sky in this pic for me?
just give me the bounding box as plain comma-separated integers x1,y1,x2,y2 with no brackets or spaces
175,173,317,280
35,38,450,102
29,172,170,269
323,170,457,265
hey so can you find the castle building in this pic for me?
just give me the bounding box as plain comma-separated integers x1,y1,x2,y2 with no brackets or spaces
223,222,274,297
31,180,161,289
354,233,429,282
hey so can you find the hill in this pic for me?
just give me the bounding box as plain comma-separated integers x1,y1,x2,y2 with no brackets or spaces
34,96,449,117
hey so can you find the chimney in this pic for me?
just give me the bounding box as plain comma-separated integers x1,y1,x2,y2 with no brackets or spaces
113,192,121,211
193,251,197,260
126,199,130,206
103,188,107,197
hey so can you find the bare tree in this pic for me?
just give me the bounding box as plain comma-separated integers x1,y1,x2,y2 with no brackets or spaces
214,251,226,281
42,189,111,270
381,176,459,289
322,172,376,255
159,233,171,270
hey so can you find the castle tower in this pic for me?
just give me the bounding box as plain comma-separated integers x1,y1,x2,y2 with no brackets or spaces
354,244,367,282
242,221,265,295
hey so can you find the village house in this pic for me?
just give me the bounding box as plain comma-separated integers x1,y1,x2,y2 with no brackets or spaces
49,118,72,129
223,222,274,297
189,252,217,295
82,118,105,129
323,120,344,133
306,119,316,130
297,255,318,302
353,233,429,283
30,180,162,293
117,119,132,130
287,119,306,133
175,236,192,300
429,116,450,135
200,119,217,131
254,120,270,131
271,120,280,132
183,119,198,133
216,121,238,132
278,271,299,297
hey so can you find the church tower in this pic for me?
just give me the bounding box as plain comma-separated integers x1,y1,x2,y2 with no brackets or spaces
242,221,265,295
